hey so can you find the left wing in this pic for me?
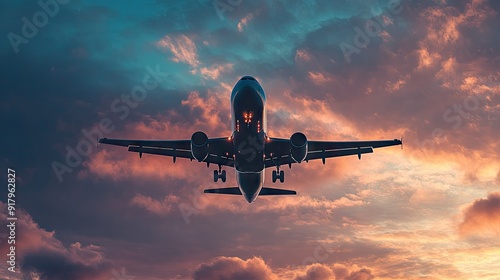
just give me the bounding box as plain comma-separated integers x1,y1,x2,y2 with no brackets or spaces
98,137,235,167
264,137,402,168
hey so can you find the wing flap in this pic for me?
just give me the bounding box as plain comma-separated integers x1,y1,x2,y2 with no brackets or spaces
128,146,192,158
128,146,235,167
99,136,235,167
306,147,373,160
264,147,374,168
99,138,191,149
265,137,401,168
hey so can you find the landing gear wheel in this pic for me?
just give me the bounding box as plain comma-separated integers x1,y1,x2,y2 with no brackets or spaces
272,170,277,183
279,170,284,183
213,170,219,182
221,170,226,182
214,169,226,182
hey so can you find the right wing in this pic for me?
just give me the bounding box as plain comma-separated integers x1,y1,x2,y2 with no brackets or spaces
264,138,402,168
98,137,235,167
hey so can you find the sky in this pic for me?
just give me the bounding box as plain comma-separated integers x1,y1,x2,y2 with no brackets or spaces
0,0,499,279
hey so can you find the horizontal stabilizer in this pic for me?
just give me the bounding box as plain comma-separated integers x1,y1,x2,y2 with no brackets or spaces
259,187,296,196
204,187,296,196
204,187,242,195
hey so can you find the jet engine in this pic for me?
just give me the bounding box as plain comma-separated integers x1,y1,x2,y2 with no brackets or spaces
191,131,209,162
290,132,308,163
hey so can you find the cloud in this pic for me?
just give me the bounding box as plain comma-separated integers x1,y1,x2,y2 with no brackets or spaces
155,34,235,80
238,13,254,32
156,35,199,67
193,256,276,280
21,249,111,280
308,71,332,85
130,194,179,215
3,1,500,279
459,192,500,237
294,264,335,280
85,148,197,182
295,49,312,62
193,257,376,280
0,202,112,280
345,268,374,280
200,63,234,80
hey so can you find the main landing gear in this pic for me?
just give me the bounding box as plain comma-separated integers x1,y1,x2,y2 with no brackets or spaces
213,165,226,182
272,169,284,183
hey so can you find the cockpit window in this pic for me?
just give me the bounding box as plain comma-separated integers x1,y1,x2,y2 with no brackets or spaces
240,76,256,81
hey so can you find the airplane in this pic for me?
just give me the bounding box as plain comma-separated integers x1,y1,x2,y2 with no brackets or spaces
99,75,402,203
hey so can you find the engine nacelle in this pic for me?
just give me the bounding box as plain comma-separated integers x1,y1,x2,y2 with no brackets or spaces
290,132,308,163
191,131,209,162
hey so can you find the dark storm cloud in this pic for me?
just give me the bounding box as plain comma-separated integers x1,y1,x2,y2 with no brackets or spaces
0,202,112,280
21,250,112,280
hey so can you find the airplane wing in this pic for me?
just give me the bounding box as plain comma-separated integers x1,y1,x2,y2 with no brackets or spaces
264,137,402,168
98,137,235,167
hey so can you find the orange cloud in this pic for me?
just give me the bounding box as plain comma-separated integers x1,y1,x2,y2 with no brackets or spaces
308,71,332,85
295,49,312,62
181,89,231,129
156,35,199,67
200,63,234,80
193,256,277,280
130,194,179,215
238,13,254,32
459,192,500,237
292,263,374,280
192,256,376,280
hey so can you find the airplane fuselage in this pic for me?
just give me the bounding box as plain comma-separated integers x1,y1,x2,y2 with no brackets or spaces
230,76,267,202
